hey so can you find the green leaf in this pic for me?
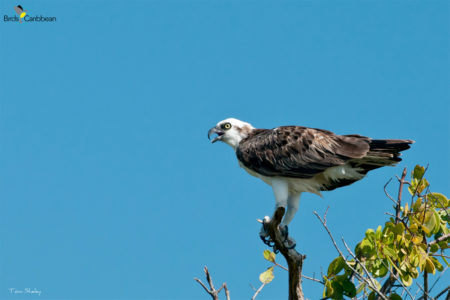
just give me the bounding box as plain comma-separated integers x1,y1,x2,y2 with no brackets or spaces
441,255,450,267
429,193,449,209
324,279,334,298
327,257,346,277
376,226,382,239
429,243,439,253
366,228,375,238
400,273,413,286
392,223,405,235
259,267,274,283
263,250,276,263
430,257,443,272
356,282,366,294
390,293,402,300
330,280,344,299
383,246,398,260
411,235,423,244
357,238,375,258
413,165,425,180
342,280,357,297
423,211,437,237
373,260,389,278
412,198,423,212
425,258,436,274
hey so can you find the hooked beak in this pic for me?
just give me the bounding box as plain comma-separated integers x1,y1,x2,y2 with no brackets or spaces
208,127,224,143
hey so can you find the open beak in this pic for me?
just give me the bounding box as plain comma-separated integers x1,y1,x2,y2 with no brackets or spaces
208,127,224,143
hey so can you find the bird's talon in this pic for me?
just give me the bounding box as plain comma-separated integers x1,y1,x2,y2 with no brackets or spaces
283,237,297,249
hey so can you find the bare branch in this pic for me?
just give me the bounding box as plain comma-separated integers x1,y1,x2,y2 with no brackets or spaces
195,277,214,295
223,283,230,300
429,267,448,294
194,266,229,300
270,259,324,284
384,177,397,204
251,282,266,300
302,274,324,284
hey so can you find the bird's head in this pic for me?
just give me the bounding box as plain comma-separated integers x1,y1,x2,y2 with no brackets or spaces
208,118,255,149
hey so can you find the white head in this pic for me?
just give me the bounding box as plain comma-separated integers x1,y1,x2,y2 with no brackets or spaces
208,118,255,149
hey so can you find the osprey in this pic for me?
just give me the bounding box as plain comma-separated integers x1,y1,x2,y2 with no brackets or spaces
208,118,413,230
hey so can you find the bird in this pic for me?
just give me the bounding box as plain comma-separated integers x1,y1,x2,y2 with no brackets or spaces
208,118,413,246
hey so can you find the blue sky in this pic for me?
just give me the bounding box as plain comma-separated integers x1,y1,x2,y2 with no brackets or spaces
0,1,448,299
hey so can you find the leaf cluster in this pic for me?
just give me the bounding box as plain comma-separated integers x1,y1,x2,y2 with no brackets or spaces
323,165,449,299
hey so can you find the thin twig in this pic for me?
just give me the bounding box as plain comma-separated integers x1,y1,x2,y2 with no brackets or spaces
429,254,450,259
271,261,324,284
302,274,324,284
416,281,435,300
251,282,266,300
384,177,397,204
433,286,449,299
428,267,448,294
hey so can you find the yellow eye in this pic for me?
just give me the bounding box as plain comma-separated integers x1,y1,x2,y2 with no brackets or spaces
222,123,232,130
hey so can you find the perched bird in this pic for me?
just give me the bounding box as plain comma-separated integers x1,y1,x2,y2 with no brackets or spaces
208,118,413,244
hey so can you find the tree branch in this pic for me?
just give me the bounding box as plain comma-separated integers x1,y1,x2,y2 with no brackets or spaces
251,282,266,300
194,266,230,300
263,207,305,300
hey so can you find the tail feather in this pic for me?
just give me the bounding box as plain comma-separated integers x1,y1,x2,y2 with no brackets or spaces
351,139,414,174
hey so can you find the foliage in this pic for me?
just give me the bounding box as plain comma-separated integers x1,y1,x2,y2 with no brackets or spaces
322,165,449,299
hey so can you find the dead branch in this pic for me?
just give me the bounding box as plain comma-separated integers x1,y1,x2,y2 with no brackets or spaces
251,282,266,300
263,207,305,300
194,266,230,300
383,177,397,205
270,257,324,284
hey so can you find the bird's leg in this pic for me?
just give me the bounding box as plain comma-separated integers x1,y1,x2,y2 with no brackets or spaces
260,180,292,248
279,193,301,249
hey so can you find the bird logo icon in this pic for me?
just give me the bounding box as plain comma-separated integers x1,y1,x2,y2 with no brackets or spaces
14,5,27,23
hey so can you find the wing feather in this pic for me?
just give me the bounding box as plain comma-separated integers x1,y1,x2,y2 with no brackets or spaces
236,126,370,178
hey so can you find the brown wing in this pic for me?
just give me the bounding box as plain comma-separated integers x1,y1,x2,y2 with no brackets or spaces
236,126,371,178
